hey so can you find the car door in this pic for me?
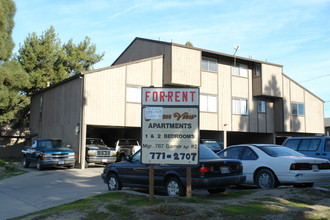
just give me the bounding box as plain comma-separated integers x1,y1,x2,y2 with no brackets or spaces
239,147,259,183
28,140,38,162
321,138,330,161
118,151,149,187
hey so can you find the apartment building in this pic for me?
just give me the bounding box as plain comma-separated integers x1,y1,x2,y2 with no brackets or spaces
29,37,324,168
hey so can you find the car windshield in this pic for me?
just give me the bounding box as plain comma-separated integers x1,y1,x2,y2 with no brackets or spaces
86,139,105,145
118,140,139,145
39,140,65,149
257,145,305,157
203,141,221,148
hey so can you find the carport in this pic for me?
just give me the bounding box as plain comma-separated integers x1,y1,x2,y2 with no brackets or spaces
86,126,141,148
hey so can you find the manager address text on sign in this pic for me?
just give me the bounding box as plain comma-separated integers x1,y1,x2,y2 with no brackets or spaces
141,88,199,165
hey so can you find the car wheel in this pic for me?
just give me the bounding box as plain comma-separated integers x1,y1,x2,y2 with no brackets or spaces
36,158,43,171
207,188,226,194
165,177,184,197
23,156,30,168
85,162,89,168
107,173,122,191
255,169,277,189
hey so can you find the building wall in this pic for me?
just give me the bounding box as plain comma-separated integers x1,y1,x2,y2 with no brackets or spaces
282,75,324,134
170,46,201,86
84,56,163,127
30,77,83,151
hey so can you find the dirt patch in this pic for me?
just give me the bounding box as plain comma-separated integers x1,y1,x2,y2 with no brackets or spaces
17,187,330,220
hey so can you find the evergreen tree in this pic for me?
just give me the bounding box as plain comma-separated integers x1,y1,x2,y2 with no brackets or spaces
17,26,104,95
0,0,15,61
0,0,29,125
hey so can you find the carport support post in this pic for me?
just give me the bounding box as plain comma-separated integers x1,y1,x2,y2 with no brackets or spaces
186,167,192,198
149,165,154,201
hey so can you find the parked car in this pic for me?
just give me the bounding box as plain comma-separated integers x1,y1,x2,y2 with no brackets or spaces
282,136,330,161
22,139,76,170
200,139,223,153
101,145,246,196
217,144,330,189
85,138,117,168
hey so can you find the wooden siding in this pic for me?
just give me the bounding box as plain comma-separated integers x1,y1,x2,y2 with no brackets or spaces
30,78,83,152
200,113,218,130
84,56,163,127
305,91,324,133
201,71,218,94
261,64,283,97
84,66,126,126
281,75,324,133
218,64,232,131
232,76,249,98
170,46,201,86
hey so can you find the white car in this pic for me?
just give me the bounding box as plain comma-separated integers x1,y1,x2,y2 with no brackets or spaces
217,144,330,189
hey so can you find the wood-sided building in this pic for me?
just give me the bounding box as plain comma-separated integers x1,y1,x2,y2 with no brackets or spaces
29,37,324,168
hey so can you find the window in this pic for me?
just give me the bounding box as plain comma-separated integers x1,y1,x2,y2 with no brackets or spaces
291,103,304,116
241,148,258,160
232,63,248,77
254,63,261,76
201,57,217,72
258,100,266,113
297,139,320,151
126,86,141,103
217,147,243,159
284,139,300,150
200,94,217,112
232,98,248,115
325,139,330,152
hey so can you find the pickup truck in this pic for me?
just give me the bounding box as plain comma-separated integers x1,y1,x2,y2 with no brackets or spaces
22,139,76,170
115,139,140,162
85,138,117,168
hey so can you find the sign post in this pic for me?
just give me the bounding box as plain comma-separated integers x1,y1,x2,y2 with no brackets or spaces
141,87,199,198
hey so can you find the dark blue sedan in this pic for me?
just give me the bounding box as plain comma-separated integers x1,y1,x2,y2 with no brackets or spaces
101,145,246,196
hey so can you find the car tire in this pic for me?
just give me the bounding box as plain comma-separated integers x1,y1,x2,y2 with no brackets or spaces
107,173,122,191
207,188,226,194
165,177,185,197
36,158,43,171
255,169,277,189
23,156,30,168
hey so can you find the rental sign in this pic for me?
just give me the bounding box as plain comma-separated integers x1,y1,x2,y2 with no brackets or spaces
141,87,199,165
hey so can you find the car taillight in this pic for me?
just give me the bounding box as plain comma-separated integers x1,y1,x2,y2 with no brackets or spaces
237,164,243,172
290,163,312,170
199,166,211,173
319,163,330,170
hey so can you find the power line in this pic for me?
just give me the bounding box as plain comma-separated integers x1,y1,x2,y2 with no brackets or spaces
299,74,330,83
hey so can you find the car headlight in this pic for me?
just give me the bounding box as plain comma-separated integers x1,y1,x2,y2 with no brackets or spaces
67,152,75,159
87,150,97,155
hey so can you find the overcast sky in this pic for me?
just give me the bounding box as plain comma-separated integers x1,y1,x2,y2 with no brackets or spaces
12,0,330,118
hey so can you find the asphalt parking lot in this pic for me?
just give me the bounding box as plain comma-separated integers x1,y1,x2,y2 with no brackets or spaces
1,165,329,220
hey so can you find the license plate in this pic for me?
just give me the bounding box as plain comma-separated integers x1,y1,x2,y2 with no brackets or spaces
102,159,107,163
220,166,230,174
312,165,319,171
58,161,64,165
